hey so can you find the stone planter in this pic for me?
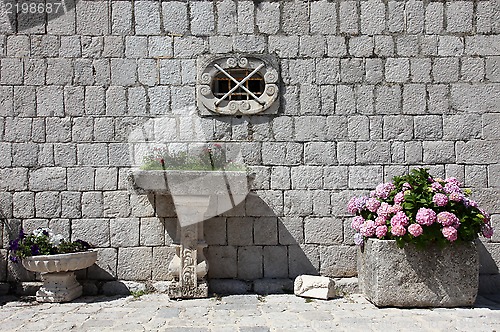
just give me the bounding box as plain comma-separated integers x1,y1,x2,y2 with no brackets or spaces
357,239,479,308
22,251,97,302
129,170,252,299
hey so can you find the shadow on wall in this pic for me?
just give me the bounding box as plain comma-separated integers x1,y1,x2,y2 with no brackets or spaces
0,0,78,33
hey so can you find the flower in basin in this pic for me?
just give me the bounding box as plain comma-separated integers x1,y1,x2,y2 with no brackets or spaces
442,226,458,242
377,202,391,218
449,192,464,202
430,181,443,192
433,193,448,207
346,168,493,248
360,220,376,237
416,208,437,226
375,225,388,238
391,211,409,227
374,182,395,199
437,211,460,228
8,228,93,263
391,225,406,237
366,197,381,213
351,216,365,232
408,224,423,237
394,192,405,205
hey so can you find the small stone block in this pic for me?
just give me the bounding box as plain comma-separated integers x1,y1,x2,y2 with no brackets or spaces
294,275,336,300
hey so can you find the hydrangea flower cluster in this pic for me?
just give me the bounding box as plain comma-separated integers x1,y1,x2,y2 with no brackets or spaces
8,228,92,263
347,168,494,248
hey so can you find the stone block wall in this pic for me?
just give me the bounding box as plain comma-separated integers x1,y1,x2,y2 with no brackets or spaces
0,0,499,293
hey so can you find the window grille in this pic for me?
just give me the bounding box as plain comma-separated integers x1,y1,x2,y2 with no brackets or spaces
197,55,279,116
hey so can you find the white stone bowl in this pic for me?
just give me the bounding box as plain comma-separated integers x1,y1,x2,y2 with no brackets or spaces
22,250,97,273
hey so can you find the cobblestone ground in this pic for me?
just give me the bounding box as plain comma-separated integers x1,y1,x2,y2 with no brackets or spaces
0,293,499,332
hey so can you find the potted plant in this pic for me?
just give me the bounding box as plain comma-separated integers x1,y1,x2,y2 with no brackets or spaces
8,228,96,303
348,168,494,307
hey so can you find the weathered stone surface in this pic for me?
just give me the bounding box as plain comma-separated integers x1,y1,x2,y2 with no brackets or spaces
358,239,479,307
294,275,335,300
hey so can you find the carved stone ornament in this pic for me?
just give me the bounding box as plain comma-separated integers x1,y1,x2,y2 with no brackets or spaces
197,54,280,116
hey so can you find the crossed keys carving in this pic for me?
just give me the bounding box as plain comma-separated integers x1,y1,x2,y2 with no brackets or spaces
213,63,265,106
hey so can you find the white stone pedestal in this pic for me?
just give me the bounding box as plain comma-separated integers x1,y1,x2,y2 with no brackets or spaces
37,272,83,303
129,170,253,299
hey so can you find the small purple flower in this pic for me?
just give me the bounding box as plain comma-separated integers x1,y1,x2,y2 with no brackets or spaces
390,211,409,227
374,182,395,199
42,230,49,236
30,244,40,256
391,225,407,237
18,229,25,239
75,239,91,250
354,233,364,246
9,256,19,263
8,239,19,251
481,224,494,238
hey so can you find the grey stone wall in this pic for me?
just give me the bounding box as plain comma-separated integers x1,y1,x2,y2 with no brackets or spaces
0,0,499,292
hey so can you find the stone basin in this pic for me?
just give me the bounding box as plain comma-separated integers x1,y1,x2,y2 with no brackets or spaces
129,170,252,226
22,250,97,273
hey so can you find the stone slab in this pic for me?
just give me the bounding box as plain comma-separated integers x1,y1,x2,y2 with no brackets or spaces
294,275,335,300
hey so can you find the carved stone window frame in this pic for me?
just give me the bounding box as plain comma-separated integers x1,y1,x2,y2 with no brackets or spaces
197,54,279,116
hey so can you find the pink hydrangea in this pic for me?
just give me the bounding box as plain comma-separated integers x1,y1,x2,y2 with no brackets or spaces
390,204,403,214
374,182,395,199
444,183,461,194
416,208,437,226
394,192,405,205
375,225,388,238
431,182,443,192
375,215,387,226
437,211,460,228
347,197,358,214
391,225,406,237
433,193,449,207
449,192,464,202
390,211,409,227
351,216,365,231
408,224,423,237
481,224,494,238
442,226,458,242
366,197,381,213
360,220,376,237
402,182,412,191
445,177,461,186
377,202,391,218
